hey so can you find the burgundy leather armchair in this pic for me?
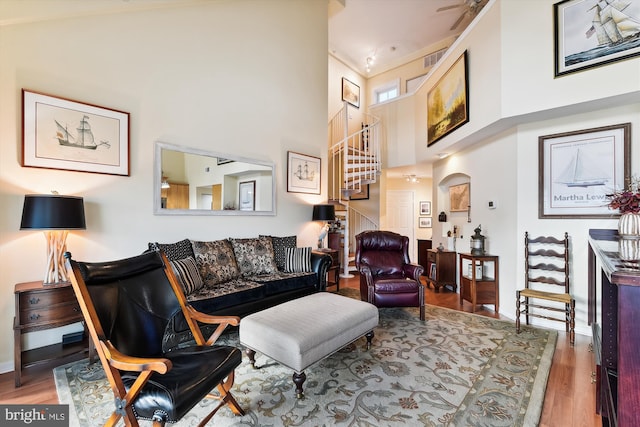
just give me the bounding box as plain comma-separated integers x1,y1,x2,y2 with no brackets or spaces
355,230,425,320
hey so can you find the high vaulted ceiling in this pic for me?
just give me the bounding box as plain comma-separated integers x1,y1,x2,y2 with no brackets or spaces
1,0,486,78
329,0,488,76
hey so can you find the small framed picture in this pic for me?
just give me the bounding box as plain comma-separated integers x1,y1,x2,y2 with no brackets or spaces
341,77,360,108
419,217,432,228
287,151,321,194
350,184,369,200
239,180,255,211
419,201,431,215
22,89,130,176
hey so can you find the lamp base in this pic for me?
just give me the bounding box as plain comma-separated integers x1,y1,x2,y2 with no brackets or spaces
43,230,70,285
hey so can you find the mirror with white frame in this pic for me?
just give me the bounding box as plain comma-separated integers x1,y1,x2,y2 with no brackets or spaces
154,141,275,215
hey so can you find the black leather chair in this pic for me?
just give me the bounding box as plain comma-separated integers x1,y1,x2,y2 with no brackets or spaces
64,250,244,427
355,230,425,320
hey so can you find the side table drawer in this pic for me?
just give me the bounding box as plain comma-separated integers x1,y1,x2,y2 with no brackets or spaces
19,286,76,308
427,251,436,263
19,302,82,326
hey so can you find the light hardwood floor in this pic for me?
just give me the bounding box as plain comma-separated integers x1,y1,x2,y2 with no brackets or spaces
0,274,602,426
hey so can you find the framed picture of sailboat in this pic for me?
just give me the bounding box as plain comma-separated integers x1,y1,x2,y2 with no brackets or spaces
538,123,630,218
554,0,640,77
22,89,130,175
287,151,321,194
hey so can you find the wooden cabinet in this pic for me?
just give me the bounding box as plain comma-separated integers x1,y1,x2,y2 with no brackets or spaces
425,249,456,292
328,232,342,264
458,253,499,313
13,281,89,387
161,182,189,209
588,229,640,427
416,239,432,273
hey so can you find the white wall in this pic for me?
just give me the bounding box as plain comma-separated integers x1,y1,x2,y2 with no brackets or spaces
0,0,328,372
367,0,639,337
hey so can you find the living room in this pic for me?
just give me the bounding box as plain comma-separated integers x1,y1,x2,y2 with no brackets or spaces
0,0,638,425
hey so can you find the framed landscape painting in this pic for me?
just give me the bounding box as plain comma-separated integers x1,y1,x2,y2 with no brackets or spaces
538,123,630,218
554,0,640,76
427,51,469,146
449,183,470,212
342,77,360,108
22,89,130,175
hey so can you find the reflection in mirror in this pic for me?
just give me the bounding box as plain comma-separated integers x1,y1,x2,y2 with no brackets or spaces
154,141,275,215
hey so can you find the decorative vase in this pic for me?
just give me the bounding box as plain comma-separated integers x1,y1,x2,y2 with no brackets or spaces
619,238,640,261
618,213,640,238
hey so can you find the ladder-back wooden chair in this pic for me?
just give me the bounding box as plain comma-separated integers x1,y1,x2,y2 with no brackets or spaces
516,232,575,345
64,250,245,427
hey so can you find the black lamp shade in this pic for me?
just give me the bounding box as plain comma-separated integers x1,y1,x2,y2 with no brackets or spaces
312,204,335,221
20,195,86,230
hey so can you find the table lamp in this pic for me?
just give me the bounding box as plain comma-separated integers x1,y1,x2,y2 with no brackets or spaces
312,204,335,249
20,194,86,285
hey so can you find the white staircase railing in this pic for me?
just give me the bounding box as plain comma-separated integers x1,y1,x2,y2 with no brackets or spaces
328,108,381,203
328,102,381,277
333,204,378,277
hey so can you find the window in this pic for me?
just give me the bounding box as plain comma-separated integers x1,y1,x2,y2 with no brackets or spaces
373,78,400,104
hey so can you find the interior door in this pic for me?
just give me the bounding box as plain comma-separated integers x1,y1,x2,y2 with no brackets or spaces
386,190,416,259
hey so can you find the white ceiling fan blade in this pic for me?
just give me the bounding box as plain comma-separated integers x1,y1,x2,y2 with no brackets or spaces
437,5,462,12
450,12,467,30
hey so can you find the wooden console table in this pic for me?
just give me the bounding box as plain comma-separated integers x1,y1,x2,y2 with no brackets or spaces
458,253,499,313
588,229,640,426
13,281,89,387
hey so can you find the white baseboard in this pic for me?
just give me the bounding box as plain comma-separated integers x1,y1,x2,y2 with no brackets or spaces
0,360,14,375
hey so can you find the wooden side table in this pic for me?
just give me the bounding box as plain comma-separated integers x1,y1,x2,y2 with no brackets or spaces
13,281,90,387
314,248,340,291
416,239,432,273
458,253,499,313
425,249,457,292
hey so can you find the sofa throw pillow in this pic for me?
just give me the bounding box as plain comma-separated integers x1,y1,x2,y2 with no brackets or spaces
230,237,277,276
148,238,194,261
191,239,240,285
284,246,312,273
260,235,297,271
169,256,203,295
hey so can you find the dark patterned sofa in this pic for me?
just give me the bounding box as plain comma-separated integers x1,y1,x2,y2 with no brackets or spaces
147,235,332,347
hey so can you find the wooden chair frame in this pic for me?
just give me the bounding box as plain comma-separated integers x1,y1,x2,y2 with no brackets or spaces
65,251,245,427
516,232,575,345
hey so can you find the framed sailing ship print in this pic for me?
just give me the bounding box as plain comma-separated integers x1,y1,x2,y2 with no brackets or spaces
538,123,630,218
22,89,130,175
287,151,321,194
554,0,640,77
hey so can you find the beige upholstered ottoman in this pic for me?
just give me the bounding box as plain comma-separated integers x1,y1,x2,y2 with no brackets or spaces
239,292,379,398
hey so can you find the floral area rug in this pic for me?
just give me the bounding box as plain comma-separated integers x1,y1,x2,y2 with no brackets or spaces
54,291,556,427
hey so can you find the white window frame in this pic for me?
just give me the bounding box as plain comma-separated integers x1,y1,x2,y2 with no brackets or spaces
373,78,400,104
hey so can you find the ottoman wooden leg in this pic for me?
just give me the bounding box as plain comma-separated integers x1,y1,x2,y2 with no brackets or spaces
246,349,258,369
365,330,374,350
293,371,306,399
